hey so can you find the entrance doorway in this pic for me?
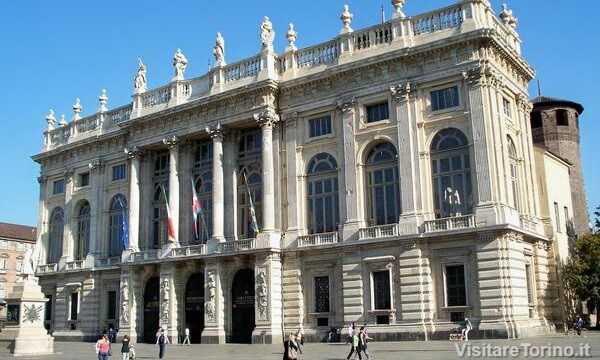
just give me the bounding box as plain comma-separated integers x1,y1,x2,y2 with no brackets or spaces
185,273,205,343
230,269,255,343
143,276,160,343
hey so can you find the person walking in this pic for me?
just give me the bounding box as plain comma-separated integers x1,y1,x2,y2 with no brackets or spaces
461,317,473,341
346,329,362,360
95,334,111,360
283,333,299,360
156,328,171,359
183,326,191,346
358,325,373,360
345,322,355,345
121,334,131,360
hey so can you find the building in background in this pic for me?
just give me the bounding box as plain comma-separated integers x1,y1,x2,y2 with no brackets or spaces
31,0,589,343
0,222,36,327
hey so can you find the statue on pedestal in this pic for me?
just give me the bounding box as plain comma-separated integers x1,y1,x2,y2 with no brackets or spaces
173,48,188,80
260,16,275,51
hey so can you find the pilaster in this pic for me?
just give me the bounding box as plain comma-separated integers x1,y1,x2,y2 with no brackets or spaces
252,253,283,344
201,263,226,344
59,170,74,269
86,158,104,267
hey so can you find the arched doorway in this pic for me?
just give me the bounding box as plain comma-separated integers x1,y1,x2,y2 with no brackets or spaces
185,273,205,343
230,269,255,343
143,277,160,343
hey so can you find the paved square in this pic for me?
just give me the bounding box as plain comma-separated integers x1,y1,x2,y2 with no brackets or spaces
4,332,599,360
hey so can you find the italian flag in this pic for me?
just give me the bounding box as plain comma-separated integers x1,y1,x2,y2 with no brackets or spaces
191,178,202,240
161,184,177,243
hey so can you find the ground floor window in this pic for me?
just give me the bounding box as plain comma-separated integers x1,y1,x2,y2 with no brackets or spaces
70,292,79,321
372,270,391,310
314,276,330,313
445,264,466,307
107,291,117,320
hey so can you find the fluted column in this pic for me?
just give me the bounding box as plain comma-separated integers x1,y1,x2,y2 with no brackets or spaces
254,110,279,233
206,124,226,243
125,146,143,251
163,136,180,245
87,158,104,265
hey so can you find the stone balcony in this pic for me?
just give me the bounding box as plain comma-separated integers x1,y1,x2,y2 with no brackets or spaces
423,214,476,233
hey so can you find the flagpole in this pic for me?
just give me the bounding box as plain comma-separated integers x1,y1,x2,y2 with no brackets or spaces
242,171,260,236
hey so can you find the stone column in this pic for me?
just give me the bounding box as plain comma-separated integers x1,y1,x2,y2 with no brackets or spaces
125,146,143,252
206,124,226,245
463,63,497,226
223,132,238,241
283,114,301,246
391,83,423,233
252,253,283,344
336,97,361,241
254,110,281,246
163,136,180,245
201,262,226,343
60,170,74,268
86,159,104,267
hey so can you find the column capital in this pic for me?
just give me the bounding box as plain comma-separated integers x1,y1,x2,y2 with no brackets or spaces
206,123,227,140
162,135,181,149
516,93,533,113
462,60,500,88
254,109,279,129
64,169,74,182
336,96,355,115
124,145,145,160
390,82,413,103
88,158,105,173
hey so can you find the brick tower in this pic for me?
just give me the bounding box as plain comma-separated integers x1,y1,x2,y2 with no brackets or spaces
530,96,589,236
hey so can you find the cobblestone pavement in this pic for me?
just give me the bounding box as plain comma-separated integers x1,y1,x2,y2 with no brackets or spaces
7,331,600,359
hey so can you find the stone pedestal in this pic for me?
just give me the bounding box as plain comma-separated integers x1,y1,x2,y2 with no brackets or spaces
0,281,54,356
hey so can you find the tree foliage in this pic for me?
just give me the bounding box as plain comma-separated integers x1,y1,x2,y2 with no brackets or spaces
562,232,600,327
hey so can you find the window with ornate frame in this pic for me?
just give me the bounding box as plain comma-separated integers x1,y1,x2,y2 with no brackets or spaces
112,164,126,182
430,86,459,111
108,195,127,257
524,255,536,317
314,276,330,313
52,179,64,195
307,153,339,234
430,128,472,218
238,165,262,238
444,264,467,307
365,142,400,225
48,207,64,264
308,115,332,138
507,136,521,212
365,101,390,123
76,201,90,260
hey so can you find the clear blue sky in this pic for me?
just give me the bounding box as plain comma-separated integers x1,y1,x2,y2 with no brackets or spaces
1,0,598,227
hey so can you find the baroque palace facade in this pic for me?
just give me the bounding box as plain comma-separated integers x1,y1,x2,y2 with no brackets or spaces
31,0,585,343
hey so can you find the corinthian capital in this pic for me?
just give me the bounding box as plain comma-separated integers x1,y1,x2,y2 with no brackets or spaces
462,61,499,87
254,109,280,129
206,123,226,140
390,83,413,102
336,96,355,115
124,145,145,160
162,135,180,149
88,158,104,173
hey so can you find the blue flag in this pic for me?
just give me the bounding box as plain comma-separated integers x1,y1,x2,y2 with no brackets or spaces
117,197,129,250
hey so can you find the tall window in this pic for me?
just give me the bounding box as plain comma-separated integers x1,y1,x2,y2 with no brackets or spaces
152,187,168,248
431,128,472,218
0,256,7,270
75,201,90,261
525,259,535,305
554,202,561,233
238,166,262,238
445,265,466,306
373,270,391,310
307,153,339,234
48,207,64,264
507,137,521,212
238,131,262,158
365,142,400,225
108,195,127,257
430,86,459,111
70,292,79,320
107,291,117,320
564,206,569,233
366,102,389,123
314,276,330,313
502,97,512,118
194,173,213,244
0,282,5,300
309,115,332,137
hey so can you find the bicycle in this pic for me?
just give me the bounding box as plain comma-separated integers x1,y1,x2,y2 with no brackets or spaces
449,327,463,341
566,326,588,339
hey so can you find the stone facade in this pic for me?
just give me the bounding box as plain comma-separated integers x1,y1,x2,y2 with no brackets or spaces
31,1,585,343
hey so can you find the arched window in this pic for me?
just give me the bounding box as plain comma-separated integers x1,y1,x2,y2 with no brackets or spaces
108,195,127,257
365,142,401,225
152,187,168,249
238,164,262,238
306,153,339,234
507,136,521,212
430,128,472,218
194,172,213,244
75,201,90,261
48,207,64,264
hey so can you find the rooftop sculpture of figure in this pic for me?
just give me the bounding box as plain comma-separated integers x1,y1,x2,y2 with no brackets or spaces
134,58,147,93
213,32,225,65
173,48,188,80
260,16,275,51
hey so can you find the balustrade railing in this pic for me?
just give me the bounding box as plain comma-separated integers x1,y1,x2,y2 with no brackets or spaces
127,249,159,263
296,40,339,68
65,260,85,270
359,224,399,240
107,104,132,124
224,55,262,83
412,5,462,35
298,232,338,247
94,256,121,267
424,214,475,232
36,263,58,274
170,244,206,258
141,85,172,108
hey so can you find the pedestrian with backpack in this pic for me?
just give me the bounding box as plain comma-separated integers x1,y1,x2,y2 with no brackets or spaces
156,328,171,359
